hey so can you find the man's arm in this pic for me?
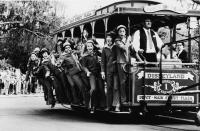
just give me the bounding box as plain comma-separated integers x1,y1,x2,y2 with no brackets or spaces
155,32,164,50
131,30,140,52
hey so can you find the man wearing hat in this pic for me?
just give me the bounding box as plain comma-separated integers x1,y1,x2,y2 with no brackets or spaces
59,41,89,106
132,17,163,62
113,25,132,108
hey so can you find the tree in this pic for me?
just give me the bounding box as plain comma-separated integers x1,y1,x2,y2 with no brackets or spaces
0,0,63,73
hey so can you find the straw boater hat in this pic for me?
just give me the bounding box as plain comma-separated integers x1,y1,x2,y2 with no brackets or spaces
116,25,127,31
86,39,94,44
63,41,71,48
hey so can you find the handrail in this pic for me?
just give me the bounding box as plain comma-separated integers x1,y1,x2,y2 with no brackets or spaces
130,61,197,66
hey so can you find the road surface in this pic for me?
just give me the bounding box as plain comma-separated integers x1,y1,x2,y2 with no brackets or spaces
0,94,199,131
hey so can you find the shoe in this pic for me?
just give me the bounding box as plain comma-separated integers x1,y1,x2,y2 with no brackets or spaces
115,106,120,112
51,102,55,108
90,107,95,114
105,107,112,111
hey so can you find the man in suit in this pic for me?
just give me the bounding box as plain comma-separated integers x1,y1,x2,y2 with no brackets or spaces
132,17,164,62
176,42,188,63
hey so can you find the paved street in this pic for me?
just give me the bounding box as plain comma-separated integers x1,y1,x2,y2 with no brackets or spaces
0,94,199,131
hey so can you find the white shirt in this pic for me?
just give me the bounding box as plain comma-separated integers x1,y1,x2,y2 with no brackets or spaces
132,28,163,53
177,48,183,57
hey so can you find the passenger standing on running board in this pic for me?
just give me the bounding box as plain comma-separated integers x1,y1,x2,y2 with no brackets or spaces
80,40,106,113
101,32,119,111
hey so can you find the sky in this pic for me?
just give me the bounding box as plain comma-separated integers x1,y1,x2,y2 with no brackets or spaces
54,0,193,18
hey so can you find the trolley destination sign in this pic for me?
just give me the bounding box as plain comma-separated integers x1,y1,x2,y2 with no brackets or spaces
137,95,194,103
133,68,199,105
137,71,194,81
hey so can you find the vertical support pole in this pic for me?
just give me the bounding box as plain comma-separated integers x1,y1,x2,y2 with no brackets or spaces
103,18,108,39
170,24,176,59
127,16,130,36
188,18,192,63
80,25,84,42
62,31,65,40
70,28,74,38
198,19,200,96
91,21,95,36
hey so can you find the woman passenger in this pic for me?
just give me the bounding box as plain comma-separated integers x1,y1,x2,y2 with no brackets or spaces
80,40,106,113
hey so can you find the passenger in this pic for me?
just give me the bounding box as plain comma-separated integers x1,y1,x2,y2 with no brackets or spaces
80,40,106,112
113,25,131,108
82,29,90,44
25,50,41,94
54,39,64,56
176,42,188,63
171,43,178,59
132,17,164,62
59,41,90,106
26,49,41,80
39,48,56,108
101,32,119,111
80,29,92,56
32,47,40,57
74,39,83,58
52,39,72,104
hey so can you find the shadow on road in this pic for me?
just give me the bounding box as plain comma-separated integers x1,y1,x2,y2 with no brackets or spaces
33,106,196,125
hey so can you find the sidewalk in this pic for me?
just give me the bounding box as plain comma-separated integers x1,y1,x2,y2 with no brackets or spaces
0,93,43,98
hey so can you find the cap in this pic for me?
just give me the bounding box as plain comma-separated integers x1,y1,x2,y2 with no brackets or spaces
116,25,127,31
114,37,121,42
63,41,71,48
86,39,94,44
31,52,37,56
106,31,115,37
57,39,63,44
40,48,49,55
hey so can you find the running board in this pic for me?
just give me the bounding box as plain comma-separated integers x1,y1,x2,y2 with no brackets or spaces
173,90,200,95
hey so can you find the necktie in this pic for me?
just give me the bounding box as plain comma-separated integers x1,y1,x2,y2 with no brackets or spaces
147,30,154,49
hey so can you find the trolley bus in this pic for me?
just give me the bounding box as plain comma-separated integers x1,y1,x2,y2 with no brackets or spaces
51,0,200,124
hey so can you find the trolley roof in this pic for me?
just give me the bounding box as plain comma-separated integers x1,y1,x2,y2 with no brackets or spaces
52,0,200,35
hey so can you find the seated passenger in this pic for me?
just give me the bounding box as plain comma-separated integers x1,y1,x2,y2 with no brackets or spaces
176,42,188,63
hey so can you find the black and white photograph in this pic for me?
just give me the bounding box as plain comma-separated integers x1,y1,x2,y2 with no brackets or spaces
0,0,200,130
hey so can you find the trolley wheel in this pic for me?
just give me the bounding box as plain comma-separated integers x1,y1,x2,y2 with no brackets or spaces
194,110,200,126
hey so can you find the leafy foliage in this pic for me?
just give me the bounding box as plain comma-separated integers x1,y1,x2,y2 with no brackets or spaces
0,0,63,73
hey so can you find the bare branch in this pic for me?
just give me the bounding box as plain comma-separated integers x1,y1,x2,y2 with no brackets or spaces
23,28,53,39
